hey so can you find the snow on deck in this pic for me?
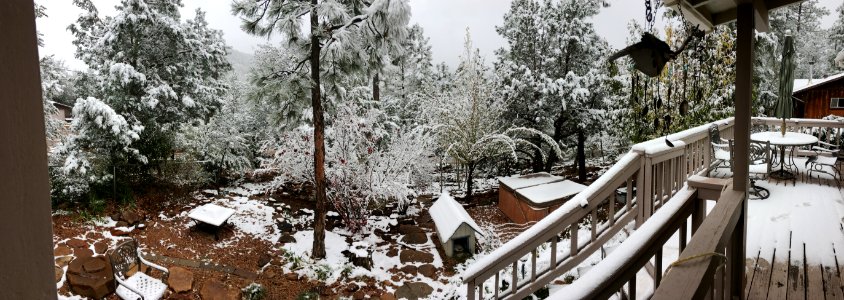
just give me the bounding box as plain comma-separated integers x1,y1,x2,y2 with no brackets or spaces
498,172,563,190
516,180,588,204
429,192,483,243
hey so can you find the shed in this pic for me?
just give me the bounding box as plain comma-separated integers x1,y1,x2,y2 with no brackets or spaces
498,173,587,223
793,72,844,119
429,192,484,258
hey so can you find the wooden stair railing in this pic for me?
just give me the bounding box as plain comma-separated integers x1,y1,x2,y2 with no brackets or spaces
463,118,738,300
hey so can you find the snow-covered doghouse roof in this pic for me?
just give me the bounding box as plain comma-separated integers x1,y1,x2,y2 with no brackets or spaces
429,192,484,244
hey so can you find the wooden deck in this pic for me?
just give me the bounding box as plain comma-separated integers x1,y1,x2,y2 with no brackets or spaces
745,232,844,300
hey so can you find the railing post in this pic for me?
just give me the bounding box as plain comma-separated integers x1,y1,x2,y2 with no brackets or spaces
635,149,652,227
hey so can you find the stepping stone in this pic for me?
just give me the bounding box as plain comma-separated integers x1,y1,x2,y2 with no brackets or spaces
55,266,63,283
418,264,436,278
168,266,194,293
66,238,87,248
93,241,108,254
54,245,73,256
400,232,428,245
200,279,240,300
395,282,433,300
399,249,434,264
398,225,423,235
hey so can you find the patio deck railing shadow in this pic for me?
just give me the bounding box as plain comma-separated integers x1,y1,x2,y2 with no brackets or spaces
462,116,844,300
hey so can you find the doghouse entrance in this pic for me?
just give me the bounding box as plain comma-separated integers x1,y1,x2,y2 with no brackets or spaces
453,236,470,256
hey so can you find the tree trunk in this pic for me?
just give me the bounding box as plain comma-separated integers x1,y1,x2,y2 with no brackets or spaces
465,163,475,200
545,112,566,172
373,72,380,102
577,130,586,182
310,1,327,260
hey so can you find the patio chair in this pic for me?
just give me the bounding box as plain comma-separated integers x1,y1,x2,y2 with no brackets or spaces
108,239,169,300
733,140,772,200
708,124,732,176
805,141,841,188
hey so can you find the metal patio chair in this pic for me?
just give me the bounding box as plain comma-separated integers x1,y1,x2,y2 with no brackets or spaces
709,123,732,176
806,141,842,188
108,239,169,300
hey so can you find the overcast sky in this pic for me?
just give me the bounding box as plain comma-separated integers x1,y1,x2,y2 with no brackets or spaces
36,0,841,70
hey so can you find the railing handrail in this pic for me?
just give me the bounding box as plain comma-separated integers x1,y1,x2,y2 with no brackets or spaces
556,186,699,299
462,151,641,281
653,188,745,300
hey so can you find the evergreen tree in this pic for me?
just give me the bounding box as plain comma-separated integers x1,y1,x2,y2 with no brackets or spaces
232,0,410,259
66,0,231,182
495,0,609,181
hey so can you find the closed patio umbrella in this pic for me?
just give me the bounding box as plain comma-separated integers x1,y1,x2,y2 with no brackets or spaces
775,35,795,135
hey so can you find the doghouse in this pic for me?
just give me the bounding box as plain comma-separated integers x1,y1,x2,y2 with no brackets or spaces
429,192,484,258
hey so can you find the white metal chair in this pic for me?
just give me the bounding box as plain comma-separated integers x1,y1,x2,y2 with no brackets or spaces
729,140,771,199
806,141,841,188
709,124,731,176
108,239,168,300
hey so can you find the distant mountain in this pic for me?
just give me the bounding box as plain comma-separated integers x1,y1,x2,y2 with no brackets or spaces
227,48,254,77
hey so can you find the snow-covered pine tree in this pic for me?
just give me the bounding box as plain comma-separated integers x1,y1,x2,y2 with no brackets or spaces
232,0,410,259
830,2,844,70
495,0,609,180
66,0,231,182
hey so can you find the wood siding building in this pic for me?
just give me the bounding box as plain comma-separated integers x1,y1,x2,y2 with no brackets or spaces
794,73,844,119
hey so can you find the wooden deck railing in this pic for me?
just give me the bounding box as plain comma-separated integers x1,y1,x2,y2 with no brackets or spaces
462,118,736,299
463,117,844,300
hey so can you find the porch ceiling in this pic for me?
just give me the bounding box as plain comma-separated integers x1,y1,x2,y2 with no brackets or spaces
662,0,805,32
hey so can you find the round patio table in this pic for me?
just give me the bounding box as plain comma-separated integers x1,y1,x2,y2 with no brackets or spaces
750,131,818,180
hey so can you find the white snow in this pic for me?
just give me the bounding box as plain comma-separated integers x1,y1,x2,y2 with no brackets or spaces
516,180,587,204
499,172,563,190
750,131,819,146
429,192,484,244
215,196,280,242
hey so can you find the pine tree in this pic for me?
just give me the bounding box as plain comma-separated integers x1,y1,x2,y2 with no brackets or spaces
495,0,609,181
67,0,231,181
232,0,410,259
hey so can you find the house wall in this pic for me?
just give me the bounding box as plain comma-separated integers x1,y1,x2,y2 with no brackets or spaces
794,81,844,119
0,0,59,298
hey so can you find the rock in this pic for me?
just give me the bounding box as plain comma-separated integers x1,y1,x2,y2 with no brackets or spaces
398,225,423,235
277,222,294,233
418,264,436,278
54,245,73,256
353,290,366,300
284,273,300,281
398,218,416,226
278,234,296,244
400,265,418,275
386,248,398,257
66,238,87,248
379,293,398,300
115,221,129,228
55,256,74,267
109,228,132,237
400,232,428,245
395,282,433,300
67,256,114,299
200,279,240,300
82,259,105,273
93,241,108,254
121,210,142,225
168,266,193,293
257,254,272,268
367,290,382,298
55,266,63,283
399,249,434,264
74,247,94,258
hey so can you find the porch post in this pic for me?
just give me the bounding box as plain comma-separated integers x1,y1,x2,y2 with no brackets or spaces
0,0,57,298
732,3,755,299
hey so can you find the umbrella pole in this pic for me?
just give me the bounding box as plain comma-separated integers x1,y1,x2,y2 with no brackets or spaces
781,117,786,136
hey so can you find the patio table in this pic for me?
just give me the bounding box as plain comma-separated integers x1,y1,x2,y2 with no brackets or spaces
188,203,235,239
750,131,818,180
